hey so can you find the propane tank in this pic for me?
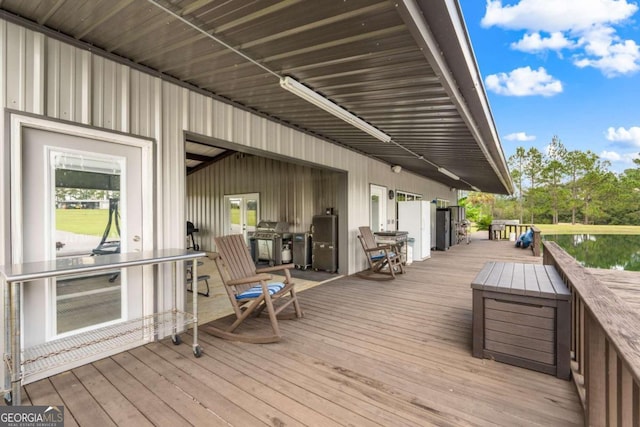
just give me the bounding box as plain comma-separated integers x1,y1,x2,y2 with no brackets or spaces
282,243,292,263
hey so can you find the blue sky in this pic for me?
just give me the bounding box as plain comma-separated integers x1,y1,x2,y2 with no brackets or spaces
458,0,640,173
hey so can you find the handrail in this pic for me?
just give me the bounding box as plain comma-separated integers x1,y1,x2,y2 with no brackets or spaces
542,241,640,425
488,222,532,240
489,223,541,256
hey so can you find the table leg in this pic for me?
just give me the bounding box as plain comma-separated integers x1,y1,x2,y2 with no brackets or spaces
10,281,21,405
192,259,200,357
3,279,10,404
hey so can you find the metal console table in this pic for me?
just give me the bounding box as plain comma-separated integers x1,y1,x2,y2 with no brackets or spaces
374,231,409,264
1,248,206,405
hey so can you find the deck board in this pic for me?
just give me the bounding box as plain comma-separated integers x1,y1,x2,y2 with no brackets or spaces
128,345,266,426
91,357,191,426
48,371,116,427
16,235,585,426
71,364,154,426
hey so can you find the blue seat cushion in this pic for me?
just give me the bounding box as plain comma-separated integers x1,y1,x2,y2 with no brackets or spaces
371,252,396,261
236,283,285,300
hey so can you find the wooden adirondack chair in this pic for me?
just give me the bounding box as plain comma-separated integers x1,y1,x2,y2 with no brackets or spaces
205,234,303,343
356,226,405,280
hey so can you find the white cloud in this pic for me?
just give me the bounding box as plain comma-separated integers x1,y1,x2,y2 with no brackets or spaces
485,66,563,96
600,150,622,161
482,0,638,32
600,150,639,163
504,132,536,141
482,0,640,77
574,33,640,76
606,126,640,146
511,32,576,53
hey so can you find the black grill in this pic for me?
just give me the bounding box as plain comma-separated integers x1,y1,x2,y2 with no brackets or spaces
250,221,291,266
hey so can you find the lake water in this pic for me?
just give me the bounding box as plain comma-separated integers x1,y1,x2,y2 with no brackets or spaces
542,234,640,271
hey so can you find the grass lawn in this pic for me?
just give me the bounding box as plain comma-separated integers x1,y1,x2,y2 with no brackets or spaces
469,223,640,235
56,209,115,237
535,224,640,235
230,207,257,226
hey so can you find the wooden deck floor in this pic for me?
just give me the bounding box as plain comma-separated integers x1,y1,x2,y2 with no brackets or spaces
16,236,585,426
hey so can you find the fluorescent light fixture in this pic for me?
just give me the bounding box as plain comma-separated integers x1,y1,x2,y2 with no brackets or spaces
438,167,460,180
280,76,392,143
471,186,481,192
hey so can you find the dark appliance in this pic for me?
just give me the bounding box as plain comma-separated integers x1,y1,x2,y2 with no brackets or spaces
292,232,312,270
250,221,291,266
436,208,450,251
93,198,121,255
430,202,437,249
186,221,200,251
311,214,338,272
448,207,459,247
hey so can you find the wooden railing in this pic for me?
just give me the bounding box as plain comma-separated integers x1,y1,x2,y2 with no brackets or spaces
530,226,541,257
543,241,640,425
488,223,541,256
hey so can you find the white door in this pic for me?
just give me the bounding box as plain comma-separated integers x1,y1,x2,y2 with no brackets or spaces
370,184,387,232
224,193,259,241
10,114,154,379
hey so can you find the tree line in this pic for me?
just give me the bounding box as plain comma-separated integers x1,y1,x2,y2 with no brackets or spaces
465,135,640,225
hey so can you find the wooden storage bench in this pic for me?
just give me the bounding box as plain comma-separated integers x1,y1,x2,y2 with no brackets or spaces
471,262,571,379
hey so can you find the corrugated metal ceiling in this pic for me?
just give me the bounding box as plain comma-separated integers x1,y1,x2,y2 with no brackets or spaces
0,0,513,194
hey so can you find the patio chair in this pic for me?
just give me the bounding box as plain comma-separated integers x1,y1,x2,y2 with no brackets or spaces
205,234,303,343
186,261,210,297
356,226,405,280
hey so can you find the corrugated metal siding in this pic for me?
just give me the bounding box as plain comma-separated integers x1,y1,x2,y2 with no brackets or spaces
0,17,455,328
186,155,338,252
367,156,459,204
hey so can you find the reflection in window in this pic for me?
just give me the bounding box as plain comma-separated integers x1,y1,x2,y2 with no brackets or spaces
53,152,123,334
229,199,241,227
246,199,258,227
396,191,422,202
395,191,423,231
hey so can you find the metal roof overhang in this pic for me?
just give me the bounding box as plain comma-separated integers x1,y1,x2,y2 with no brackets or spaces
0,0,513,194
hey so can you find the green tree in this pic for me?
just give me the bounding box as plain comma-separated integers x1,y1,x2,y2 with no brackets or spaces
565,150,602,224
508,147,526,223
577,157,611,224
475,146,639,226
522,147,544,223
467,191,496,227
586,170,617,224
541,136,567,224
612,158,640,224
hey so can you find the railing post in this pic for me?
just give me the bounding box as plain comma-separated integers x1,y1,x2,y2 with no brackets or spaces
531,226,541,257
607,347,618,426
585,312,607,426
542,241,552,266
620,364,638,426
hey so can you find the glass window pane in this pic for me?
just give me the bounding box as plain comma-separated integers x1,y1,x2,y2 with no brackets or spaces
56,272,121,333
230,199,241,226
53,152,122,334
246,199,258,227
